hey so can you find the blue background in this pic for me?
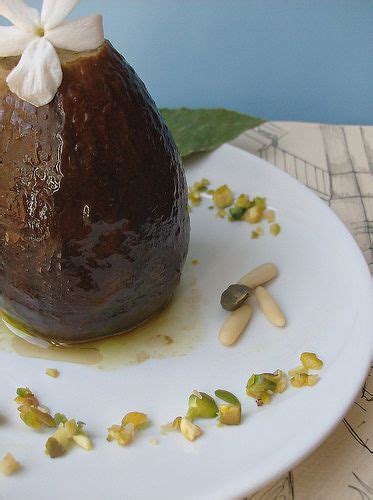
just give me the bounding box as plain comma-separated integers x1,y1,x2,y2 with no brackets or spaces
4,0,373,124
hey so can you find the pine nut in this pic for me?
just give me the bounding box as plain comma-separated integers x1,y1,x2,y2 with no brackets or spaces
238,263,278,289
219,304,253,346
255,286,286,327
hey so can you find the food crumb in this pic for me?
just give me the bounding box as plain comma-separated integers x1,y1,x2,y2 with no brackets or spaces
149,437,159,446
45,368,60,378
0,453,21,476
191,259,199,265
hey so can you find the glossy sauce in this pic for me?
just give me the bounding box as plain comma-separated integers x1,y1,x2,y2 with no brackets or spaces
0,266,203,370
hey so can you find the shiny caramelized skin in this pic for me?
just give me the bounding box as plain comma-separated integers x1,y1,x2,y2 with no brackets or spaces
0,42,190,342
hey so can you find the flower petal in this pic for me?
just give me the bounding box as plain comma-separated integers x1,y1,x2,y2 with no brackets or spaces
0,26,36,56
45,14,104,52
41,0,79,31
0,0,40,32
6,38,63,107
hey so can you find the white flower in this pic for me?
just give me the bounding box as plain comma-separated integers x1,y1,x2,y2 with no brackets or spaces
0,0,104,107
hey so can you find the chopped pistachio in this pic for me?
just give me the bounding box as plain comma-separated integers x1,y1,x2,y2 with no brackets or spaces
263,209,276,223
214,389,241,407
19,410,43,430
46,437,66,458
64,419,78,438
160,416,181,435
300,352,323,370
229,206,246,221
179,418,203,441
218,404,241,425
290,373,308,388
213,185,234,209
188,190,201,206
255,197,267,211
191,259,199,265
270,223,281,236
121,412,149,430
0,453,21,476
54,413,68,426
216,208,227,219
246,370,287,405
28,407,56,428
16,387,33,398
307,375,319,386
288,366,308,378
245,205,263,224
72,434,93,451
15,387,39,408
50,426,70,450
235,194,251,210
172,416,182,430
107,423,135,446
207,190,215,195
45,368,59,378
208,205,214,210
251,230,260,239
186,392,218,420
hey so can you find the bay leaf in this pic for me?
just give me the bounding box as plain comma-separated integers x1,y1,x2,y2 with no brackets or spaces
160,107,265,158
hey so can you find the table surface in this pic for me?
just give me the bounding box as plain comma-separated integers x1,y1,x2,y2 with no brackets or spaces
229,121,373,499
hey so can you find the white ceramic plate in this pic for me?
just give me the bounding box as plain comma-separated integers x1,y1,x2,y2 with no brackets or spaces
0,145,372,500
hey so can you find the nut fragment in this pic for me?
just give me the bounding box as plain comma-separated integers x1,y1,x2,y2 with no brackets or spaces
180,418,203,441
73,434,93,451
218,405,241,425
288,366,308,377
45,368,59,378
121,412,149,430
46,437,66,458
244,205,262,224
213,185,234,209
290,373,319,388
246,370,288,405
220,284,252,311
0,453,21,476
300,352,323,370
270,223,281,236
238,263,278,289
187,392,218,420
254,286,286,327
219,304,253,346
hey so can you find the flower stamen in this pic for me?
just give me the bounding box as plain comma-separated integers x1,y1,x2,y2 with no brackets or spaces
35,27,45,37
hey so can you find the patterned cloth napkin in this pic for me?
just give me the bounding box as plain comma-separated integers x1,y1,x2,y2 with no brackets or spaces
229,122,373,500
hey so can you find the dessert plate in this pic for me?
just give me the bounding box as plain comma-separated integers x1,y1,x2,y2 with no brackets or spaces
0,145,372,499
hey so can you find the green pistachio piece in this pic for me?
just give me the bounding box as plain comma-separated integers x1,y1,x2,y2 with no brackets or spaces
54,413,68,425
45,437,66,458
246,370,288,406
186,391,218,420
229,206,246,221
16,387,33,398
29,408,57,428
20,410,43,430
214,389,241,407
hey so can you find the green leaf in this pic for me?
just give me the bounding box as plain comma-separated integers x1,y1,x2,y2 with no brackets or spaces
160,108,265,158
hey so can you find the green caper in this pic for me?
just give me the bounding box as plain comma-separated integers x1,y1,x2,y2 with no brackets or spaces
186,392,218,420
214,389,241,407
220,284,252,311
